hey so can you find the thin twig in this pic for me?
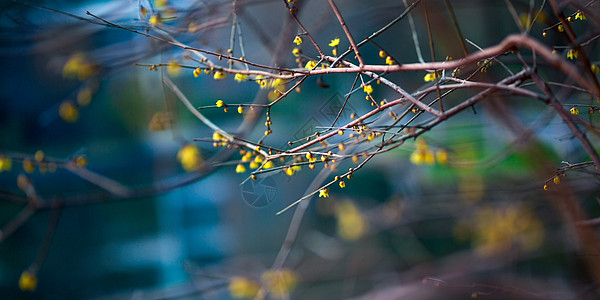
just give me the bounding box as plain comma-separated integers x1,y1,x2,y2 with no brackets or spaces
328,0,365,66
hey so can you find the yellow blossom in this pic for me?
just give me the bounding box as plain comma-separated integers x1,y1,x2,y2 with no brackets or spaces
385,56,394,65
328,38,340,47
264,160,274,169
34,150,45,162
188,22,197,33
270,78,284,89
285,167,294,176
567,49,578,60
193,68,202,77
553,176,560,184
436,149,449,165
59,101,79,123
575,12,586,20
292,48,301,57
379,50,386,58
241,152,252,162
363,84,373,94
410,139,436,165
255,75,268,88
216,100,225,107
0,156,12,172
229,277,260,299
470,205,544,256
177,143,203,171
62,52,97,80
213,71,226,80
249,161,259,169
305,61,317,69
319,188,329,198
75,155,88,167
293,36,302,45
235,163,246,173
339,181,345,188
234,73,248,82
149,13,162,25
261,269,299,298
558,24,564,32
167,59,181,76
570,107,579,115
591,64,599,75
336,201,368,240
22,159,35,173
155,0,168,8
19,270,37,291
424,71,439,82
543,184,549,190
238,106,244,114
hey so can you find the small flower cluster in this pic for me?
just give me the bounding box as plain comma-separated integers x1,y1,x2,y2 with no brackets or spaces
409,139,449,166
477,58,494,73
17,150,74,175
543,11,586,37
566,49,578,60
377,50,395,65
227,268,301,299
543,172,565,190
63,52,98,81
424,71,440,82
456,204,544,256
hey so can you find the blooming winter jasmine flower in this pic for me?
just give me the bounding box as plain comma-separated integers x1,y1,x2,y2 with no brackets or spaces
570,107,579,115
328,38,340,47
293,36,302,45
235,164,246,173
234,73,247,82
19,271,37,291
213,71,226,80
566,49,578,60
424,71,439,82
385,56,394,65
264,161,274,169
305,61,317,69
149,13,162,25
0,156,12,172
228,277,259,299
193,68,201,77
261,269,299,298
319,188,329,198
177,144,203,171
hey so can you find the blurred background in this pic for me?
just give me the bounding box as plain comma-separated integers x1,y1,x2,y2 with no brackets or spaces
1,0,600,299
